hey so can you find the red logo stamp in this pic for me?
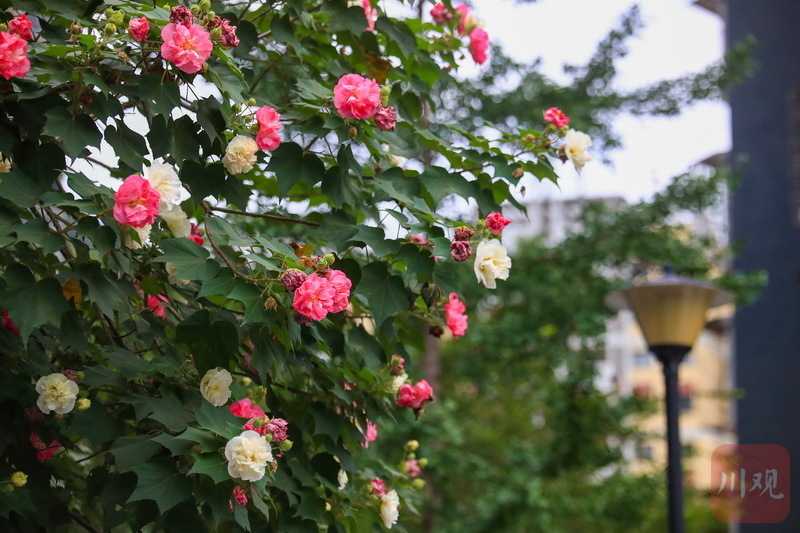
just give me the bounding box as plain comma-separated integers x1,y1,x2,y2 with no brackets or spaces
711,444,790,523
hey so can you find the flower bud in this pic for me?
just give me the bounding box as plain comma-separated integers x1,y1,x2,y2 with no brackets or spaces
103,23,117,36
190,5,202,16
76,371,85,381
380,85,391,107
103,7,115,19
0,23,7,32
281,269,307,292
406,452,416,460
453,226,475,241
0,484,13,494
349,126,358,139
412,478,426,490
512,167,524,179
264,297,277,310
270,460,278,472
246,98,257,107
279,439,293,452
252,417,266,428
231,104,242,114
76,398,91,411
109,10,125,26
238,376,252,387
522,134,536,144
206,10,216,19
429,325,444,338
210,27,222,41
10,472,27,488
405,440,419,452
199,0,212,12
418,458,428,467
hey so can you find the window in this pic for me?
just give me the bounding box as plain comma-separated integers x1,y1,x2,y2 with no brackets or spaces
637,445,653,460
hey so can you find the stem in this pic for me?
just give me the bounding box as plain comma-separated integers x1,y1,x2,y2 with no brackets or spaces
207,205,320,227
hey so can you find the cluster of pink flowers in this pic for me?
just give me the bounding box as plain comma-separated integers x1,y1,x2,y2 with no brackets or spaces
229,399,289,443
484,211,511,235
429,3,489,64
444,293,468,337
397,379,434,409
113,175,161,228
230,486,248,510
9,13,33,41
544,107,570,129
363,0,378,32
370,478,387,497
1,309,19,335
292,270,352,321
361,420,378,448
0,29,30,79
30,433,61,462
255,105,282,151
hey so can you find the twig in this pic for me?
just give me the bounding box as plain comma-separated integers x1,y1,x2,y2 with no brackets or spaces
207,205,320,227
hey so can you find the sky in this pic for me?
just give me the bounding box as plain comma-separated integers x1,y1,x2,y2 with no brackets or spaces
467,0,729,202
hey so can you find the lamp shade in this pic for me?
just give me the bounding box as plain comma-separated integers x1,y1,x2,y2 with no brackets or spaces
605,274,734,349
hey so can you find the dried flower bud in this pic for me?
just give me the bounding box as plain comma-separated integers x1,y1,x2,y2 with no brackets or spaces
264,297,277,310
281,269,307,292
349,126,358,139
429,325,444,338
294,312,313,326
512,167,524,179
450,240,472,262
70,22,83,35
522,134,536,143
453,226,475,241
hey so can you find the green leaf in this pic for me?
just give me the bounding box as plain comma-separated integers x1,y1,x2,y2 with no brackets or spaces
152,238,221,281
14,218,65,254
139,74,182,118
105,121,148,173
349,225,401,256
176,310,239,375
421,166,479,206
376,16,417,57
198,269,237,298
206,216,252,247
176,426,225,452
180,161,251,208
271,15,302,53
77,263,128,318
355,262,410,327
330,6,368,34
151,433,195,457
228,278,271,325
110,436,162,472
3,264,70,340
266,142,326,196
194,400,241,439
43,107,101,158
337,144,362,177
0,170,45,208
189,453,230,484
129,459,193,513
250,488,271,522
70,403,126,445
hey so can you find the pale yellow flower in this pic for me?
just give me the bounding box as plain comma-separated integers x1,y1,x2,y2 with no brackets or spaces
35,373,79,415
380,489,400,529
564,129,592,173
200,368,232,407
222,135,259,175
224,430,273,481
473,240,511,289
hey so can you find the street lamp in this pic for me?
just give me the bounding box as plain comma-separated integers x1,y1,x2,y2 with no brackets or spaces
605,273,733,533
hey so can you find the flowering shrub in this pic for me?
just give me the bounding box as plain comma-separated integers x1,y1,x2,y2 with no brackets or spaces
0,0,591,530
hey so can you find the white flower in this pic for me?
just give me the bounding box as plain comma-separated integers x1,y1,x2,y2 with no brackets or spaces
221,135,259,175
337,469,349,491
146,163,186,208
380,489,400,529
36,373,79,415
124,224,152,249
391,372,408,393
563,129,592,173
473,239,511,289
160,204,191,238
200,368,232,407
224,430,273,482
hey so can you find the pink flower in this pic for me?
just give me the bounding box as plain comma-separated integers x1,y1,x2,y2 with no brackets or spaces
265,418,289,443
430,3,453,24
363,0,378,32
370,478,387,497
454,226,475,241
62,369,80,383
169,5,194,26
484,211,511,235
254,105,282,151
232,486,248,507
409,233,427,244
455,3,471,35
219,19,240,48
326,269,352,313
160,23,213,74
374,106,397,131
293,273,335,321
444,293,468,337
128,17,150,42
334,74,382,120
468,27,489,65
229,398,266,419
450,241,472,262
0,31,29,79
397,380,434,409
113,175,161,228
146,294,169,319
30,433,61,462
1,309,19,335
9,14,33,41
543,107,570,128
404,459,422,478
362,420,378,448
390,355,405,376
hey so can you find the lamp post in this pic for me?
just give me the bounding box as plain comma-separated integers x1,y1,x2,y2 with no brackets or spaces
605,274,733,533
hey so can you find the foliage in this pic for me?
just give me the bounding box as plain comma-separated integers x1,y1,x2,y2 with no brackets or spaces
0,0,584,530
380,169,763,532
